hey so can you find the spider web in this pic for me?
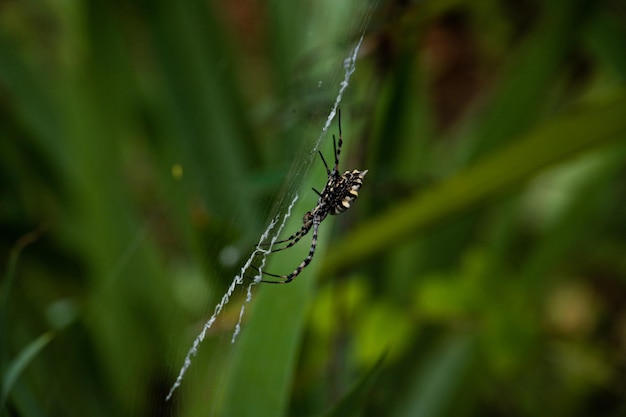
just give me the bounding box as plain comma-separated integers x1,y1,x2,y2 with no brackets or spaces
165,30,368,401
158,3,375,408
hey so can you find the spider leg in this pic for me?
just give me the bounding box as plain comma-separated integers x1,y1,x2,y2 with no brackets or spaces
335,109,343,170
256,219,320,284
332,134,338,172
257,236,292,248
328,110,343,177
268,233,306,253
259,221,312,253
246,265,289,284
318,150,330,175
257,233,297,249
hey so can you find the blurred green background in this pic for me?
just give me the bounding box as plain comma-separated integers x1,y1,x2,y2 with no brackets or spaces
2,0,626,416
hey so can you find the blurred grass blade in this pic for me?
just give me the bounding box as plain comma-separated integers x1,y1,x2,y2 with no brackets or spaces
1,332,54,406
219,183,323,416
392,334,475,417
142,0,257,230
220,274,315,417
1,226,46,329
0,33,62,144
321,93,626,275
0,32,68,184
461,0,596,162
321,354,386,417
585,9,626,81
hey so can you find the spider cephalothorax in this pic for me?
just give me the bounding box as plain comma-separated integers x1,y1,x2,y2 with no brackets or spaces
257,109,367,284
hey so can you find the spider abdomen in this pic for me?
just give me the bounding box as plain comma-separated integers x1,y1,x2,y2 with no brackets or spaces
329,169,368,215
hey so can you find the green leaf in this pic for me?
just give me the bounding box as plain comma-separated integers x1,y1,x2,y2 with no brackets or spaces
391,334,475,417
1,332,55,406
219,278,315,417
219,199,320,416
321,354,386,417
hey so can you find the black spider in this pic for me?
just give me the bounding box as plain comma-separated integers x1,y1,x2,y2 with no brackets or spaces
257,109,367,284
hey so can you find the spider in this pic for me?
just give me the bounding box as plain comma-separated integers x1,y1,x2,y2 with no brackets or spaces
256,109,367,284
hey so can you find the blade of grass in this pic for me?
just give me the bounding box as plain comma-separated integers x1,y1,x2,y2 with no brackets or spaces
585,9,626,81
459,0,597,162
1,332,55,408
219,279,315,417
0,226,48,416
391,334,475,417
219,197,320,417
321,354,386,417
142,0,257,231
0,226,46,333
0,33,62,147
